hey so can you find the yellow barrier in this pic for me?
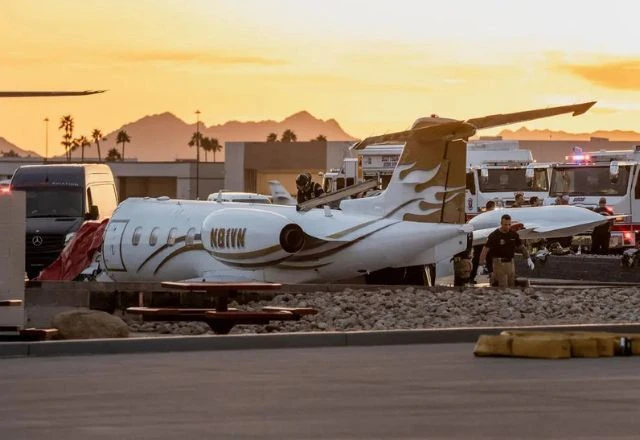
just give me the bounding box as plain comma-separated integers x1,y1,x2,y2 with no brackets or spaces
474,330,639,359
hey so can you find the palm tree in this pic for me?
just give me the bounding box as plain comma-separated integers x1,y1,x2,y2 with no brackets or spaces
280,129,297,142
188,131,203,161
59,115,74,161
72,136,91,162
105,148,122,162
314,134,327,141
91,129,105,162
266,132,278,142
209,137,222,162
200,136,211,162
116,130,131,161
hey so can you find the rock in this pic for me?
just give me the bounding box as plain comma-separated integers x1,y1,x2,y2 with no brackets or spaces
52,309,129,340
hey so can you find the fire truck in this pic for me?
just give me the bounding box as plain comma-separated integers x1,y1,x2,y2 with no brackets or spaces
543,146,640,249
465,141,550,220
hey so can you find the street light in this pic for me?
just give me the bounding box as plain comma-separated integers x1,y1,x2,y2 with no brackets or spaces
195,110,201,199
44,117,49,162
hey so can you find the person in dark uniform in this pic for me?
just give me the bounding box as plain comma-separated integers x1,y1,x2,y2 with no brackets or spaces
470,200,496,284
296,172,324,204
479,214,534,288
591,197,614,254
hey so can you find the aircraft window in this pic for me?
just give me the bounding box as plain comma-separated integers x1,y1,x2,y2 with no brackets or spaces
132,227,142,246
185,227,196,245
149,227,159,246
167,227,177,245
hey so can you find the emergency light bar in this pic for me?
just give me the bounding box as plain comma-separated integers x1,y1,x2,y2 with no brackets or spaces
564,154,591,162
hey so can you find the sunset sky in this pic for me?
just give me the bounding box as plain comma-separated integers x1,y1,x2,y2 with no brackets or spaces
2,0,640,157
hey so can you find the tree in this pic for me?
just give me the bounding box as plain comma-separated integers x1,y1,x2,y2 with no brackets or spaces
91,129,106,162
105,148,122,162
116,130,131,161
188,131,203,162
72,136,91,162
1,149,20,158
202,137,223,162
314,134,327,141
266,132,278,142
280,129,297,142
59,115,74,162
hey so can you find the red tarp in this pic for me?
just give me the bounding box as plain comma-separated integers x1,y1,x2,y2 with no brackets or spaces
36,219,108,281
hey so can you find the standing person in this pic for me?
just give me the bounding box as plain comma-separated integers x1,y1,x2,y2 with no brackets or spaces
591,197,614,254
295,172,324,204
479,214,535,288
470,200,496,284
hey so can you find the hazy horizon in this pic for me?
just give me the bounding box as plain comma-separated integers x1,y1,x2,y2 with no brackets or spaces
2,0,640,157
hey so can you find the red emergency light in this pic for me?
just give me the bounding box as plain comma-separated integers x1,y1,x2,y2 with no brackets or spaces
564,154,591,162
0,186,10,194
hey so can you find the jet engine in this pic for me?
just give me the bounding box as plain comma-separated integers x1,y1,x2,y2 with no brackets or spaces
201,208,305,266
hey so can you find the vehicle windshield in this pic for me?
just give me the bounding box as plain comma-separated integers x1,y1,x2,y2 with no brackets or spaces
24,187,84,218
549,165,631,196
477,168,548,192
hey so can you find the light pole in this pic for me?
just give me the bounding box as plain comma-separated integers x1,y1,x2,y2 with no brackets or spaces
195,110,201,199
44,117,49,162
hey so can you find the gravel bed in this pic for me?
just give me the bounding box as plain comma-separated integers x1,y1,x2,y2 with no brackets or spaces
124,286,640,336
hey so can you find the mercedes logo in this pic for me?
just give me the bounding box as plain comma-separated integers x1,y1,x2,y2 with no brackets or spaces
32,235,43,247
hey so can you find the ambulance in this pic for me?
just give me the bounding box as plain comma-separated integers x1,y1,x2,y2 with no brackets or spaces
543,146,640,249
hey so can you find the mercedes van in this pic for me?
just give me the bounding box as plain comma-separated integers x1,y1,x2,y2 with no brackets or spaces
10,164,118,279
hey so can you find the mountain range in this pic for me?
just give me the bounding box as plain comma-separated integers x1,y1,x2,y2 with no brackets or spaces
1,111,357,162
498,127,640,141
3,112,640,161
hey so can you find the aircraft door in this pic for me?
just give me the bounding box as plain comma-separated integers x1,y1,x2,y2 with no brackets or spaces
102,220,128,271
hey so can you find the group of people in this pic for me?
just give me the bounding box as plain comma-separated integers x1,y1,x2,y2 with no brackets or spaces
469,195,616,288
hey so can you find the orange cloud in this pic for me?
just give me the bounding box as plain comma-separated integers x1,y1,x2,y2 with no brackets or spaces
560,60,640,90
113,50,287,66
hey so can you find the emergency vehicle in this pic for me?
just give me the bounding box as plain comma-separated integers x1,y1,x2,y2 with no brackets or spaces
543,146,640,249
464,141,550,220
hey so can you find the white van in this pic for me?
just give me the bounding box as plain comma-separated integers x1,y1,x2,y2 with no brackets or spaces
206,190,272,204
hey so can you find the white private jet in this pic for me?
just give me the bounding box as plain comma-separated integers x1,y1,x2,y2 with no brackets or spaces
99,101,595,284
469,205,610,245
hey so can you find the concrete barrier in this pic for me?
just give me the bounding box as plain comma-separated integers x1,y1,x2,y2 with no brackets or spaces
515,255,640,283
5,323,640,358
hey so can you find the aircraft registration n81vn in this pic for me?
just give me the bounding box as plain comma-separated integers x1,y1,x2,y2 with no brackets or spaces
100,101,595,283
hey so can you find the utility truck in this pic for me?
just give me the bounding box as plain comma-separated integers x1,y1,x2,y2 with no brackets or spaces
543,146,640,249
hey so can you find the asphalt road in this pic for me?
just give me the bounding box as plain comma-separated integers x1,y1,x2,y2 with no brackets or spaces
3,343,640,439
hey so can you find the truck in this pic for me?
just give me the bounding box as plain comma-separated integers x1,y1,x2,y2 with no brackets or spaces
465,140,551,219
9,164,118,279
320,139,550,219
543,146,640,249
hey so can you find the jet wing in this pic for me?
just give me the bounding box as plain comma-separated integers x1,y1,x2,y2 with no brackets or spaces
472,219,609,246
0,90,106,97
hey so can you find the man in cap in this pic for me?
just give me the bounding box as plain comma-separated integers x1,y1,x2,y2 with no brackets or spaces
295,172,324,204
479,214,535,288
591,197,614,254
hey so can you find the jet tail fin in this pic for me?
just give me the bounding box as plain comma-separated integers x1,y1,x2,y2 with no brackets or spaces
343,102,596,224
